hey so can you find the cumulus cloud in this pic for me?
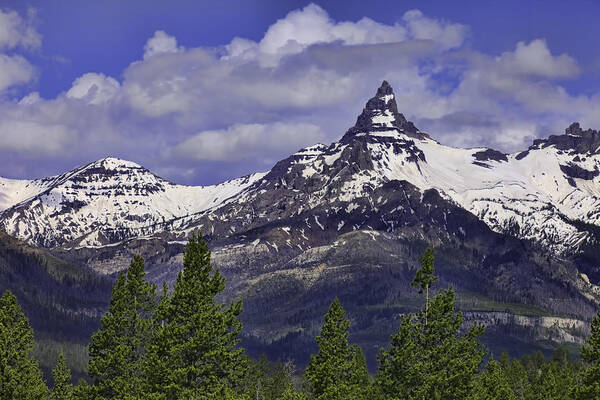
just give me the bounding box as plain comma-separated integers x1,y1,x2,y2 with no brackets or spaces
0,8,41,50
1,4,599,185
0,9,40,94
66,72,120,105
402,9,467,50
224,3,465,66
170,122,326,163
0,119,74,155
143,30,182,59
0,54,36,92
496,39,579,78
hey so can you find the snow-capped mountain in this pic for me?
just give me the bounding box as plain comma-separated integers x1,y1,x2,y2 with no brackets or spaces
2,81,600,256
0,157,265,247
2,81,600,357
0,177,50,212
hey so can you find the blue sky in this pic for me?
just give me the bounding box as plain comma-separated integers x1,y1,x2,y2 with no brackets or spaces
0,0,599,184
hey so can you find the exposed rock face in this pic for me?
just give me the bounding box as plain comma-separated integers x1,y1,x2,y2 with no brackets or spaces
3,81,600,360
343,80,424,140
531,122,600,154
473,148,508,163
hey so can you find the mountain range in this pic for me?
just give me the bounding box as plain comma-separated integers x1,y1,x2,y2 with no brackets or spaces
1,81,600,366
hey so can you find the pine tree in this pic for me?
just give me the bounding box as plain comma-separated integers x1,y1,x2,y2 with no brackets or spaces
351,346,373,399
305,298,367,400
0,290,49,400
268,359,294,400
52,351,73,400
72,379,91,400
504,359,533,400
87,255,157,399
277,386,308,400
468,360,516,400
411,247,437,322
146,233,247,399
573,311,600,399
376,248,485,400
536,361,575,400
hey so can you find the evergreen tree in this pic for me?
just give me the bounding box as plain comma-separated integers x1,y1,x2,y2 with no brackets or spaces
573,311,600,399
146,233,247,399
277,386,308,400
351,346,373,399
0,290,49,400
305,298,366,400
52,351,73,400
468,360,516,400
536,361,575,400
268,359,294,400
87,255,157,399
376,248,485,400
411,247,437,322
72,379,91,400
504,359,532,400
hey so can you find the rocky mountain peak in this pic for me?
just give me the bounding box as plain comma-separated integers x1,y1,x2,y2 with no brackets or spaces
376,80,394,96
528,122,600,155
343,80,423,141
566,122,584,136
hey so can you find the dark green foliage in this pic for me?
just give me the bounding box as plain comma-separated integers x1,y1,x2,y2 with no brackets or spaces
72,379,91,400
411,247,437,321
0,290,49,400
503,358,532,399
376,248,485,400
468,360,516,400
35,339,89,386
411,247,437,295
0,231,111,380
4,232,597,399
351,347,373,399
573,312,600,399
277,386,308,400
88,255,157,399
305,298,370,400
52,351,73,400
242,355,300,400
468,348,580,400
146,233,247,399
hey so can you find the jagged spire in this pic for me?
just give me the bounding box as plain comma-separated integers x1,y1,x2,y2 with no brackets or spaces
343,80,421,140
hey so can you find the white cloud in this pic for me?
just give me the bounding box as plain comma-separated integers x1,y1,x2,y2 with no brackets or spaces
223,3,464,66
170,122,326,163
1,4,599,185
496,39,579,78
0,8,41,50
143,30,181,59
0,54,36,92
66,72,120,105
18,91,40,105
0,9,40,94
402,9,467,50
0,119,74,155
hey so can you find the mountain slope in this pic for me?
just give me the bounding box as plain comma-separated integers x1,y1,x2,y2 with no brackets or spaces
2,81,600,361
0,157,265,247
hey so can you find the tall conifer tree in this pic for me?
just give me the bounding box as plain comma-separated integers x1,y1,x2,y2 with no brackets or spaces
376,248,485,400
88,255,157,399
467,360,516,400
0,290,49,400
146,233,246,399
52,351,73,400
305,298,368,400
573,312,600,399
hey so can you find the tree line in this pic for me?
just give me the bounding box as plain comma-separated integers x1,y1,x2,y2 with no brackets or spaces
1,235,600,399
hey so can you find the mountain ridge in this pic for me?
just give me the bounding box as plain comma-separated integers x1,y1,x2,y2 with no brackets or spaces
2,80,600,361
